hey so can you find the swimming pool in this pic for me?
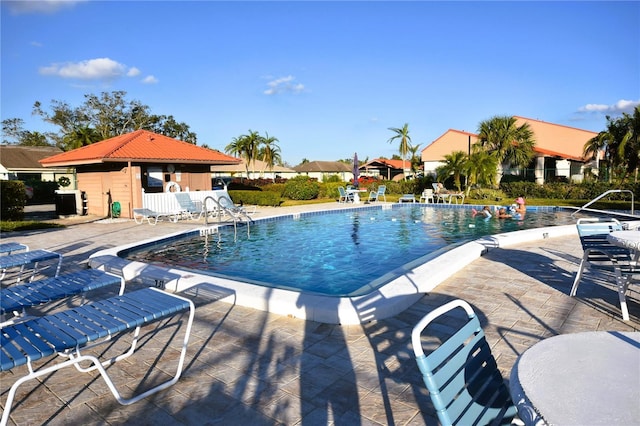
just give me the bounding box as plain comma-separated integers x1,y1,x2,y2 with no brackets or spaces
90,203,594,324
120,205,582,297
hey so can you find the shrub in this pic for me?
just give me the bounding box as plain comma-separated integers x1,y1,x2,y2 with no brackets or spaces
282,176,320,200
228,190,283,206
1,181,26,221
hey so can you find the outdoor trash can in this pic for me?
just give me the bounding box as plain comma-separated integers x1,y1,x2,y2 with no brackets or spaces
55,193,76,216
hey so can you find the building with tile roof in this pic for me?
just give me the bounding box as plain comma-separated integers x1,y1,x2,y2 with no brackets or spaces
421,117,598,184
360,158,411,181
293,161,354,182
212,158,297,180
0,145,70,184
40,130,240,218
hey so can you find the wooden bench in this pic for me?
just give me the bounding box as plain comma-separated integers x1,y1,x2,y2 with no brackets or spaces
0,287,195,425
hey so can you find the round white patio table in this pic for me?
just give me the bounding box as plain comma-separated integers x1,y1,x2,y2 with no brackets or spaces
607,230,640,251
607,230,640,262
509,331,640,426
347,188,367,204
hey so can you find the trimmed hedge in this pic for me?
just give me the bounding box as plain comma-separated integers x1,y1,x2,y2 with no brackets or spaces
228,190,283,207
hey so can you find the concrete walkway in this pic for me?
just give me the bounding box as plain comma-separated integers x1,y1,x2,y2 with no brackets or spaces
1,203,639,425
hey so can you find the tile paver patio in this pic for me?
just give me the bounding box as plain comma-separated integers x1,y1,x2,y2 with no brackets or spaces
1,203,638,425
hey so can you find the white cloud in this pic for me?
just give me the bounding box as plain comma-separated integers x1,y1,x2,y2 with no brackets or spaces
39,58,145,82
578,99,640,114
30,41,43,47
127,67,141,77
264,75,306,95
6,0,87,15
142,75,159,84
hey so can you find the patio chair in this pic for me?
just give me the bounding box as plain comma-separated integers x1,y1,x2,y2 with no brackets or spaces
368,185,386,202
412,299,517,426
1,269,125,319
419,189,434,203
174,193,205,220
133,208,177,225
571,217,639,321
0,287,195,425
0,249,62,284
338,186,351,203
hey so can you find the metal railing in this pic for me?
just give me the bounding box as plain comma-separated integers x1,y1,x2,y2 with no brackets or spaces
203,195,253,240
571,190,635,217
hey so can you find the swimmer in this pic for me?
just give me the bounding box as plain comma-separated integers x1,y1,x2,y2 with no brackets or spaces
497,207,512,219
514,197,527,216
472,205,492,218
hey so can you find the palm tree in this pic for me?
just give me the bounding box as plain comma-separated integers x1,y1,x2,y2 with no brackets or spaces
476,116,535,182
259,133,281,180
584,106,640,183
387,123,412,180
436,151,467,191
225,130,261,179
62,126,101,151
465,150,499,193
407,143,422,177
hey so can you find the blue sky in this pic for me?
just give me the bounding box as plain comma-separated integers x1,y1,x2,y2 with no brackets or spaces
2,1,639,166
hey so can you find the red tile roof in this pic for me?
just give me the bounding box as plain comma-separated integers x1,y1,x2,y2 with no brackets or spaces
40,130,240,167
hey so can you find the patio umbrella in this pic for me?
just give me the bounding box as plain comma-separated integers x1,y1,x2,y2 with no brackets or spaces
352,152,359,188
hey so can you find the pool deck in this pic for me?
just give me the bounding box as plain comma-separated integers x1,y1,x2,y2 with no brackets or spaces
2,202,639,425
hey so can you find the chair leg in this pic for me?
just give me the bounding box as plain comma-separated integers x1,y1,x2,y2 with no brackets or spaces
570,257,588,296
615,271,632,321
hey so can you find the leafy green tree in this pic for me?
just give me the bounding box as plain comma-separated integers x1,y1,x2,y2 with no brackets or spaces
436,150,467,191
475,116,535,181
387,123,412,180
2,118,53,146
32,90,196,150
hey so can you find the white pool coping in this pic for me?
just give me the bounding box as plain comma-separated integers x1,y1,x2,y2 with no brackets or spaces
89,211,637,325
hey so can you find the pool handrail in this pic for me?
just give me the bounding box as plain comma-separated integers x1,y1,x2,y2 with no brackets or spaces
571,189,635,217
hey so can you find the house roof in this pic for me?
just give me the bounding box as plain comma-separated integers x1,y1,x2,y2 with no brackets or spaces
211,158,296,173
0,145,63,169
293,161,352,173
361,158,407,170
421,118,597,162
39,130,240,167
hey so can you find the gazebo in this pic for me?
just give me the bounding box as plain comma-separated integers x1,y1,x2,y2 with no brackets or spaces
40,130,240,218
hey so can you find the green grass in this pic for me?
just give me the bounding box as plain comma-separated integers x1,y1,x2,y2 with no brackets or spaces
1,220,66,233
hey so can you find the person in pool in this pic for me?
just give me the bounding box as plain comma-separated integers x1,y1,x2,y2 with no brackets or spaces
472,205,492,218
497,207,512,219
514,197,526,217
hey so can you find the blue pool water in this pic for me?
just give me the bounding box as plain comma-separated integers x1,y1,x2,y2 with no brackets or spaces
122,205,585,296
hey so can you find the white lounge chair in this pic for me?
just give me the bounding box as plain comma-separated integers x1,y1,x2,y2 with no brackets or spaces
571,217,639,321
368,185,386,202
133,208,177,225
419,189,434,203
174,193,205,220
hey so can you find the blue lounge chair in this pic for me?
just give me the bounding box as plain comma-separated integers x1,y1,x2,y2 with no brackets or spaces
0,287,195,425
0,243,28,255
571,217,639,321
1,269,125,318
412,299,517,425
0,249,62,283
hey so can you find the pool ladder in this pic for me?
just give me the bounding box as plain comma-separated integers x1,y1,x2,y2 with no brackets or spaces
202,196,253,240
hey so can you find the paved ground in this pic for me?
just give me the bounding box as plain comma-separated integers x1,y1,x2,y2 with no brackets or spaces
1,203,639,425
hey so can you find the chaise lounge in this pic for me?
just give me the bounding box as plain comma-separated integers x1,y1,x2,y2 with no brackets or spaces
0,287,195,425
